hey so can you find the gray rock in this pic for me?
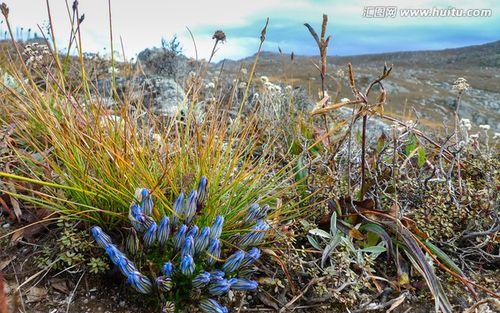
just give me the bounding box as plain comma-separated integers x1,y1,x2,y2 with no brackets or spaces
95,75,187,116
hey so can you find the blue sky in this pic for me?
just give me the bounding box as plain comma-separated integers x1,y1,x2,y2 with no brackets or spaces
1,0,498,61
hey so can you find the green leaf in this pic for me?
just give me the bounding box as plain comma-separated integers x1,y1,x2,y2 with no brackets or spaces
405,133,418,156
330,212,337,236
307,235,322,250
423,241,464,276
417,146,426,168
309,228,333,240
361,246,387,254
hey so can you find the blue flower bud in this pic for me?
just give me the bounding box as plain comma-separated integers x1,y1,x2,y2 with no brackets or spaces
192,271,211,289
181,235,194,259
197,176,208,207
162,262,174,277
104,244,125,264
243,203,260,224
199,298,228,313
194,227,210,255
180,255,195,276
207,278,231,296
157,216,170,247
186,225,199,239
230,278,258,291
222,250,245,273
90,226,112,248
209,270,225,280
136,188,153,216
240,247,261,268
125,228,140,255
206,238,221,265
173,224,188,250
143,221,157,248
127,271,152,294
172,192,185,225
184,190,197,224
239,220,269,248
210,215,224,239
116,256,137,277
244,204,270,224
156,276,173,292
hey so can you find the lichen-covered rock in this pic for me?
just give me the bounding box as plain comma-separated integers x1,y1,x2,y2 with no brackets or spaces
95,75,187,116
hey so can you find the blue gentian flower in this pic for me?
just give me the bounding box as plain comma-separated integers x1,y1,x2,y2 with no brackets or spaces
240,247,261,268
207,278,231,296
127,271,153,294
173,224,188,250
125,228,140,255
162,262,174,277
116,256,137,277
197,176,208,207
184,190,198,224
243,203,261,224
199,298,228,313
90,226,112,248
143,221,157,247
180,255,195,276
172,192,185,225
157,216,170,247
156,276,173,292
206,238,221,265
209,270,225,279
222,250,245,273
186,225,199,239
210,215,224,239
230,278,258,291
239,220,269,248
105,244,125,264
192,271,211,289
181,235,194,259
137,188,153,216
195,226,211,255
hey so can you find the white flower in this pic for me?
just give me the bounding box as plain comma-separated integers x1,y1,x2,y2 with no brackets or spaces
205,82,215,89
493,133,500,139
470,133,479,139
285,85,292,92
479,124,491,131
341,98,350,103
460,119,472,131
241,68,248,75
260,76,269,84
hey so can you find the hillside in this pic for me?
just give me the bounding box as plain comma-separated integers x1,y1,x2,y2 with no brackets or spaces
220,40,500,130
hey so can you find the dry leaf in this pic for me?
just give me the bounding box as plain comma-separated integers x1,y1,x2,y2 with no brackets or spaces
26,287,47,303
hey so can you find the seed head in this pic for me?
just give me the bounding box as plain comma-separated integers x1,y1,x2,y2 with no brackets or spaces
212,30,226,43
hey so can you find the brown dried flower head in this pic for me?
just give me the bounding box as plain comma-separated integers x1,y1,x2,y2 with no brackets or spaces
212,30,226,43
0,3,9,17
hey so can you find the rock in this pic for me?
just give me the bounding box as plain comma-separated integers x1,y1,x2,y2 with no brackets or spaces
95,75,187,116
137,47,193,80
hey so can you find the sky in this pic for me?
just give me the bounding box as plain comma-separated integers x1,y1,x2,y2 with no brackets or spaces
1,0,498,61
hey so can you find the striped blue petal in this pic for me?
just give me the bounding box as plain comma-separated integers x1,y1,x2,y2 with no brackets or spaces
206,238,221,265
230,278,258,291
173,224,188,250
222,250,245,273
90,226,113,248
207,278,231,296
127,271,152,294
156,276,173,292
192,271,211,289
180,255,195,276
162,262,174,277
143,221,157,247
240,247,261,268
199,298,228,313
184,190,198,224
181,235,194,259
194,227,210,255
210,215,224,240
157,216,170,247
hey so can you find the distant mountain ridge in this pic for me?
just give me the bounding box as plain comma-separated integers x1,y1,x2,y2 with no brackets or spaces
221,40,500,69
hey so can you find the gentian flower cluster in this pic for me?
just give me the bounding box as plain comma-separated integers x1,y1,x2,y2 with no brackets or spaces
90,177,270,313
